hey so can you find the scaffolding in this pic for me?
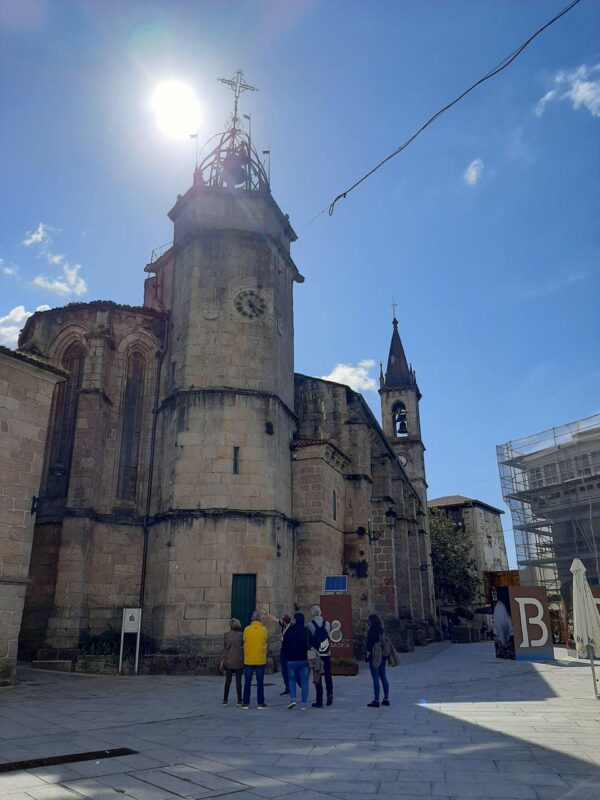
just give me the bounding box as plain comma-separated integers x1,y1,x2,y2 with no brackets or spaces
497,414,600,604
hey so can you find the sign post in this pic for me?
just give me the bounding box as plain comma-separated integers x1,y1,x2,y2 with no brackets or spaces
119,607,142,675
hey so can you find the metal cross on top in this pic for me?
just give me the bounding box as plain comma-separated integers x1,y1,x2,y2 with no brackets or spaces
391,297,398,321
218,70,257,128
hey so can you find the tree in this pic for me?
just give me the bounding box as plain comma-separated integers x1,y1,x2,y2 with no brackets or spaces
429,508,480,610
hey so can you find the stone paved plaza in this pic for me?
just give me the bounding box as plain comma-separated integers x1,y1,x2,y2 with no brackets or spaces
1,643,599,800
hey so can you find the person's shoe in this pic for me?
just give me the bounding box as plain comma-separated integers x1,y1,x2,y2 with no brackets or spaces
382,699,390,706
257,704,269,710
222,701,227,706
326,695,333,706
367,700,380,707
311,702,323,708
288,700,296,709
280,690,289,696
242,705,250,709
300,705,307,711
236,702,243,707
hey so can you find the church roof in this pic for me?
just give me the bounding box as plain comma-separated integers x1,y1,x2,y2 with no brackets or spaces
383,318,413,389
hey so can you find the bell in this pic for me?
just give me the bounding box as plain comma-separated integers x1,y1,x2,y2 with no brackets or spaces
222,150,247,186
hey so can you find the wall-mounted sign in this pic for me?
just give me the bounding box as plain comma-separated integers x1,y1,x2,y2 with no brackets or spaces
509,586,554,661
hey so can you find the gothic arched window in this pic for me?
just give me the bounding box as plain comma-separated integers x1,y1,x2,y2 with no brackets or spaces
47,342,86,498
392,401,408,437
117,351,146,501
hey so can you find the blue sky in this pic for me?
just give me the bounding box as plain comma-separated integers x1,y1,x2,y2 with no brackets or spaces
1,1,599,566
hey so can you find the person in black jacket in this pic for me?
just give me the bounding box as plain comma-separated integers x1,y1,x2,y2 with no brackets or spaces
282,612,310,710
365,613,390,707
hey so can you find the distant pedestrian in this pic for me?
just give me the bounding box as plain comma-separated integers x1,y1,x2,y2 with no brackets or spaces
221,618,243,706
263,611,293,695
308,605,333,707
242,611,269,709
282,612,310,710
365,613,390,708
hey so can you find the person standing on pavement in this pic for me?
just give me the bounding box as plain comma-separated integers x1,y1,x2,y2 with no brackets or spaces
365,613,390,708
263,611,293,695
221,618,244,706
282,612,310,710
308,604,333,707
242,611,269,709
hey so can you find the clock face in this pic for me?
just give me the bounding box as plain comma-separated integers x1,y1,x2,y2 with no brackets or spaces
233,289,267,319
398,454,408,467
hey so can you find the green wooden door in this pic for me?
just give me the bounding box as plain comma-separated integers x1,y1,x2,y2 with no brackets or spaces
231,574,256,629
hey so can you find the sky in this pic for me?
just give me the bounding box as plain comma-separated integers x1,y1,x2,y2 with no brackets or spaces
1,0,599,566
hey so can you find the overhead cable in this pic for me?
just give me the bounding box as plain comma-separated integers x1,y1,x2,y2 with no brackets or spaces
327,0,582,216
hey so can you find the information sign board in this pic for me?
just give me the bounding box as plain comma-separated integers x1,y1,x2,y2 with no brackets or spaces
119,607,142,674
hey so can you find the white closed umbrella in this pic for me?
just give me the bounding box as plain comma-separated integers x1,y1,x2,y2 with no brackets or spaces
569,557,600,699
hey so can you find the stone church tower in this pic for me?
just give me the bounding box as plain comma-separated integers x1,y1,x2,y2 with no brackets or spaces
379,318,435,619
142,95,304,649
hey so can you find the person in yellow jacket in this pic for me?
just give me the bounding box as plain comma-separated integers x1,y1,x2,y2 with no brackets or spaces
242,611,269,709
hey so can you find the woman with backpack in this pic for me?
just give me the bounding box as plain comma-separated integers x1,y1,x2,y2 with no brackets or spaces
365,613,390,708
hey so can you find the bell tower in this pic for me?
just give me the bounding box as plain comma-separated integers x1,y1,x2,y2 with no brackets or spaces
379,316,435,619
144,73,304,651
379,316,424,488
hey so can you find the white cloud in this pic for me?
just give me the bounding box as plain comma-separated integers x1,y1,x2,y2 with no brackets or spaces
321,359,377,393
535,63,600,118
2,265,18,278
22,221,88,297
33,264,87,296
22,222,53,247
0,304,50,348
463,158,484,187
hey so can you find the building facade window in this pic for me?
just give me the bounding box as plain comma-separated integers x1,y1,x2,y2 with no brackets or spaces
233,446,240,474
333,489,337,521
117,351,146,501
47,342,86,498
392,401,408,436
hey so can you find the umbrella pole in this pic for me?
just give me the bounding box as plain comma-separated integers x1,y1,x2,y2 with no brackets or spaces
588,645,600,699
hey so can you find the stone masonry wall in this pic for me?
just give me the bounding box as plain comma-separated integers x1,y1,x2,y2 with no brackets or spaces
0,349,64,684
292,442,347,611
143,514,295,653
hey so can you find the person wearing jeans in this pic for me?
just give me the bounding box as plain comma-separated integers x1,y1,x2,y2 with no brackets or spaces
365,613,390,707
242,611,269,709
242,663,266,707
282,612,310,709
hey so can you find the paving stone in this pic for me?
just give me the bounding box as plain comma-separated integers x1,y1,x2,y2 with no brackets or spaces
1,645,598,800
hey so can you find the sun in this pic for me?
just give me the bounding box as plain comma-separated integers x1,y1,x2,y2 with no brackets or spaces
151,81,201,139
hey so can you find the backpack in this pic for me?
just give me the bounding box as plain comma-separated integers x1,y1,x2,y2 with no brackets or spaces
371,639,383,668
381,634,391,658
386,638,400,668
310,619,330,656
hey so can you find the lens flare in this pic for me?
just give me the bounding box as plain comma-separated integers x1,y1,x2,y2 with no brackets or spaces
151,81,200,139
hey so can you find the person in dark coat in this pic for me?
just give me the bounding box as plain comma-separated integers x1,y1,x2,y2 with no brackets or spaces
221,618,243,706
282,612,310,709
365,613,390,708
